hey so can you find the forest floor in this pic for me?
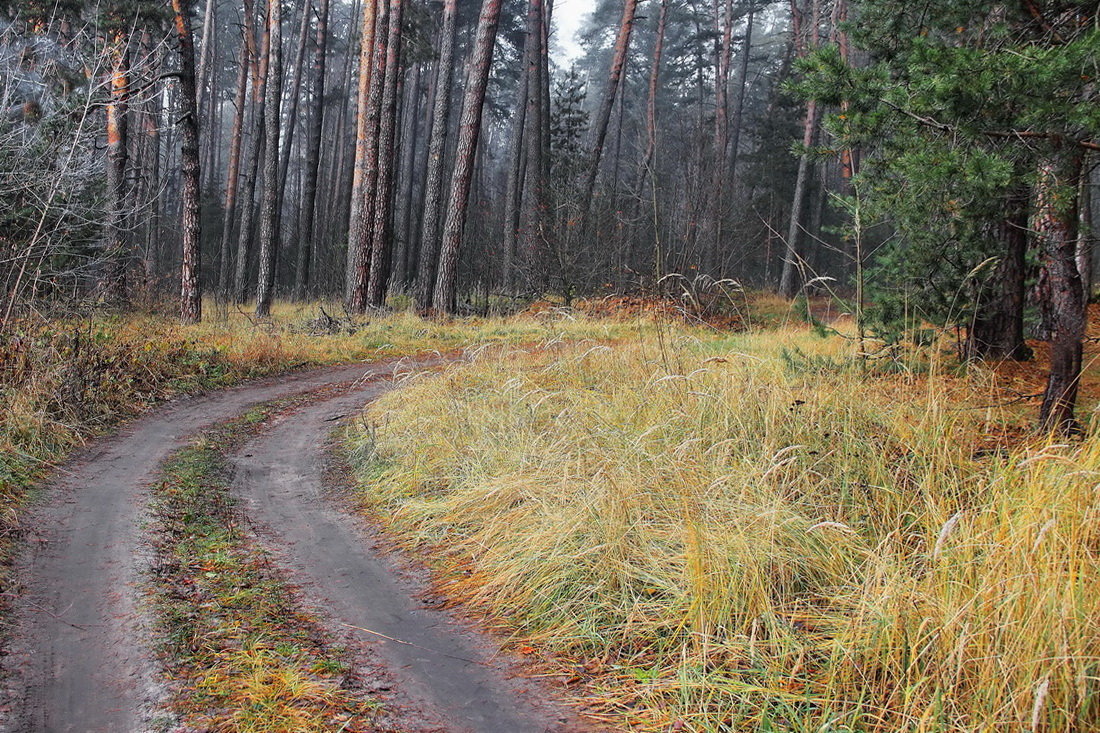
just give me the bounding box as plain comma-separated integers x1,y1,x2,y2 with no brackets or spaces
1,297,1099,731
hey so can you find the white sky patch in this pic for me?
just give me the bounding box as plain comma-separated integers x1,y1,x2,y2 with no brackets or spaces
552,0,592,64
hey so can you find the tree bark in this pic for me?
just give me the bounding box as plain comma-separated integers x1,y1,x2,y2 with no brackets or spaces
345,0,383,312
1036,143,1086,433
234,0,269,304
217,25,252,300
967,181,1032,361
431,0,504,313
392,62,422,289
255,0,283,317
101,34,130,303
367,0,404,306
294,0,330,300
173,0,204,324
414,0,458,312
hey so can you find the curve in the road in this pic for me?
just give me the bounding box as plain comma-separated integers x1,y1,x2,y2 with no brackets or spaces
0,358,434,733
231,370,595,733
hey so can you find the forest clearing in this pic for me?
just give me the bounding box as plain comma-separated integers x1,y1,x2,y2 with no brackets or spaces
2,0,1099,729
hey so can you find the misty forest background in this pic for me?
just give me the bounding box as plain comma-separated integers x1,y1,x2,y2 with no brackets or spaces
1,0,1098,429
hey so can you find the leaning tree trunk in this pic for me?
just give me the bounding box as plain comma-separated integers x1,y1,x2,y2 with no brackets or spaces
173,0,203,324
294,0,329,300
580,0,640,224
414,0,459,313
431,0,504,313
1036,141,1086,433
255,0,283,317
500,41,529,293
520,0,548,284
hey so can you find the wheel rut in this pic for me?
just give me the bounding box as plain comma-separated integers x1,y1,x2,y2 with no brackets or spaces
231,367,595,733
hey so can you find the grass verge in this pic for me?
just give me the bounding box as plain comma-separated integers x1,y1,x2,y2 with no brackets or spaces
344,326,1100,731
149,402,383,732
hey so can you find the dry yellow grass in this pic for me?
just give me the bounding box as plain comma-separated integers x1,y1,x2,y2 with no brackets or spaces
347,326,1100,731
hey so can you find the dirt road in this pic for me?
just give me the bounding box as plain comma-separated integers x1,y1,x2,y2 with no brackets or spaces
232,374,584,733
1,357,591,732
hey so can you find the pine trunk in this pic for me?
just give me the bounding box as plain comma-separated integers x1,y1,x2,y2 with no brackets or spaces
1036,142,1086,433
255,0,283,317
217,32,252,299
431,0,503,313
367,0,404,306
234,0,269,304
173,0,204,324
967,182,1032,361
294,0,330,300
580,0,640,219
101,35,130,303
345,0,383,312
414,0,458,312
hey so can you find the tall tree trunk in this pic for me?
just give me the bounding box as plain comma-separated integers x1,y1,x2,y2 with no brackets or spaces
728,3,753,185
217,32,252,300
139,31,163,290
392,62,422,289
173,0,204,324
500,39,530,293
431,0,504,313
294,0,330,300
195,0,216,191
278,0,312,209
1036,141,1086,433
414,0,458,312
580,0,640,220
234,0,269,304
255,0,283,317
367,0,404,306
708,0,734,272
345,0,382,311
521,0,548,285
779,0,820,299
101,34,130,303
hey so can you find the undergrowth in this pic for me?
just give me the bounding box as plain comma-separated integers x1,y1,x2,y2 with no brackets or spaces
149,403,382,732
345,326,1100,731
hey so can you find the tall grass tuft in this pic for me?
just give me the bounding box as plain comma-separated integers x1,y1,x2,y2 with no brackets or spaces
348,328,1100,731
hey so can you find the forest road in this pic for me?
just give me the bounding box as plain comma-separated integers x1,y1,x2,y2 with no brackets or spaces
0,355,598,733
231,371,594,733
